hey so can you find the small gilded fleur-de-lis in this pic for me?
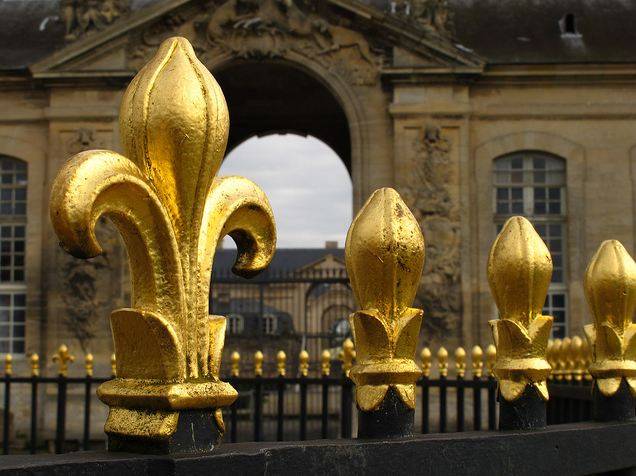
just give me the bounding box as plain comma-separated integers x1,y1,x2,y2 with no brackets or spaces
49,36,276,441
346,188,425,412
488,216,553,402
584,240,636,397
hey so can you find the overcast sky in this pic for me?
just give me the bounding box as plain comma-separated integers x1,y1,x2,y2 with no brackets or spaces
219,135,352,249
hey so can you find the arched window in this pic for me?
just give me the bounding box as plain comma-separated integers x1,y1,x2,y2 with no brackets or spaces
226,314,244,335
262,314,277,336
494,152,567,337
0,156,27,354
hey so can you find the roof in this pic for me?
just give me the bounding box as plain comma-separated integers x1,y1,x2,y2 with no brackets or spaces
1,0,635,71
212,248,346,281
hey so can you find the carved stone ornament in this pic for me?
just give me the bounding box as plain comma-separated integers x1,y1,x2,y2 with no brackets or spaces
61,0,130,41
49,36,276,451
488,216,553,402
390,0,453,38
584,240,636,397
402,126,460,340
129,0,381,86
346,188,425,412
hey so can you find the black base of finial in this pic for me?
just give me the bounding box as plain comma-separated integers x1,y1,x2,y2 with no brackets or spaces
107,409,223,455
357,387,414,439
499,385,546,431
593,379,635,422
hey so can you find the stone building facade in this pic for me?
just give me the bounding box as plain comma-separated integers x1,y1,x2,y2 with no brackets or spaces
0,0,635,380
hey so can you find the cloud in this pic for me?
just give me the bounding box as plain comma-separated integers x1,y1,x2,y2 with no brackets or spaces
219,135,352,248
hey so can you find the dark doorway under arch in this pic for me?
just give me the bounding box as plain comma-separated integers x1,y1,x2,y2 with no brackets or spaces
215,61,352,173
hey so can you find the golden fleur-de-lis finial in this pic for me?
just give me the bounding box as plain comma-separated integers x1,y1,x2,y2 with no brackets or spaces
30,353,40,377
277,351,287,377
49,37,276,444
486,344,497,377
299,350,309,377
488,216,553,402
4,354,12,377
584,240,636,397
254,351,264,377
455,347,466,378
321,350,331,376
421,347,432,378
85,353,94,377
345,188,425,412
341,338,355,377
52,344,75,377
471,346,484,378
437,347,449,377
230,351,240,377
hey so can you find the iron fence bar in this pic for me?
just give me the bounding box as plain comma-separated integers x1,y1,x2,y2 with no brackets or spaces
83,377,92,450
276,376,285,441
439,376,447,433
253,376,262,442
340,377,353,439
299,376,307,441
473,377,482,431
321,377,329,439
55,376,67,454
487,377,496,430
456,375,464,432
230,402,238,443
30,376,38,454
3,374,10,454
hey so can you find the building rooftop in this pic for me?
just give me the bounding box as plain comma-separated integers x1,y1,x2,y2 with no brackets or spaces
1,0,635,71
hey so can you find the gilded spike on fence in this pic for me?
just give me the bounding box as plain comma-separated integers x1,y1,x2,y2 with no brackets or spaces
552,339,563,381
486,345,496,377
471,346,484,379
345,188,424,418
30,353,39,377
341,338,354,378
546,339,555,380
277,351,287,377
299,350,309,377
561,337,573,382
321,350,331,377
52,344,75,377
110,353,116,377
254,351,264,377
437,347,449,378
571,336,584,382
488,216,553,403
581,338,593,381
48,36,276,451
230,351,240,377
455,347,466,378
4,354,12,377
85,353,94,377
584,240,636,397
421,347,432,378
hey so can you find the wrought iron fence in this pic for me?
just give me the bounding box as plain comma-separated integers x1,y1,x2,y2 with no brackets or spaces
0,333,608,455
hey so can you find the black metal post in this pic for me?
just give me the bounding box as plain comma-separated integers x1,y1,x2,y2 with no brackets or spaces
253,376,262,442
276,376,285,441
357,387,414,439
30,376,37,454
456,378,465,432
487,376,496,430
592,378,635,422
499,385,546,431
230,402,238,443
3,374,10,455
340,377,353,439
473,377,482,431
55,375,67,454
421,379,429,434
321,377,329,439
83,376,92,450
439,376,447,433
299,375,307,441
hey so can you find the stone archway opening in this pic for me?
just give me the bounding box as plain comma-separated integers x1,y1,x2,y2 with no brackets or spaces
215,60,352,174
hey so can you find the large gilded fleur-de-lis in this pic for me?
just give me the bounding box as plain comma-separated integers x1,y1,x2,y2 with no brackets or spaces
49,37,276,440
584,240,636,397
346,188,425,412
488,217,553,402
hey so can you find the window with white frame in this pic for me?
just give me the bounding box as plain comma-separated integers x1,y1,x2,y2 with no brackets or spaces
494,152,567,338
262,314,277,335
226,314,244,335
0,156,27,354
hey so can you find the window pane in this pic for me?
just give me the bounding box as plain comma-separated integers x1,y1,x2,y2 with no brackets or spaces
13,294,25,307
13,341,24,354
511,188,522,199
13,325,24,338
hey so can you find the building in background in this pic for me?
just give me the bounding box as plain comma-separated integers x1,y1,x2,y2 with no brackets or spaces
0,0,634,376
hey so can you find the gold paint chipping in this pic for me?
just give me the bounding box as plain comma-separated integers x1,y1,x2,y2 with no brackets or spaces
584,240,636,397
345,188,425,412
488,216,553,402
49,36,276,440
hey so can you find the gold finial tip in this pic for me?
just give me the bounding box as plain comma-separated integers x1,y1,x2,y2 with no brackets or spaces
322,349,331,359
5,354,12,362
455,347,466,359
343,338,354,350
471,345,483,358
421,347,432,358
437,346,448,358
486,344,497,358
277,350,286,360
299,350,309,360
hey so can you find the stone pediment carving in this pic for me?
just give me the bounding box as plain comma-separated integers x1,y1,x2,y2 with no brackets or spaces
30,0,482,80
